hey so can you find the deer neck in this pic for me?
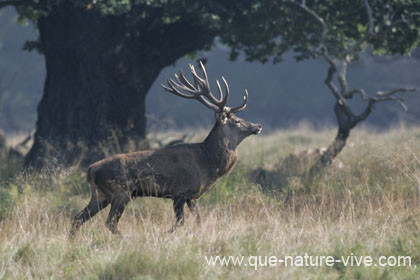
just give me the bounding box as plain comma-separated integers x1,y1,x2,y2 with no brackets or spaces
201,123,237,176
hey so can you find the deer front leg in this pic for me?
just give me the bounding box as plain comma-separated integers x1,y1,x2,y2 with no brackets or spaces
187,199,201,225
169,197,186,233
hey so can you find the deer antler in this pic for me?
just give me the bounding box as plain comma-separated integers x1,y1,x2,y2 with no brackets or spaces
161,61,248,114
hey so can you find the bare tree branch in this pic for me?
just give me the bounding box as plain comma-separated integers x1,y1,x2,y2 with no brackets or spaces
352,87,416,123
353,100,374,123
393,12,420,27
324,66,341,100
336,58,349,94
288,0,339,89
289,0,328,54
344,88,368,99
374,88,416,98
371,88,416,110
289,0,355,97
342,0,375,57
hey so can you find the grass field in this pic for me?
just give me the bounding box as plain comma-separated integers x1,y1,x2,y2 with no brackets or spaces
1,127,420,279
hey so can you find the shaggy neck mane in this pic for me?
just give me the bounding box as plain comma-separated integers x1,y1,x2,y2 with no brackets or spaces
201,122,237,176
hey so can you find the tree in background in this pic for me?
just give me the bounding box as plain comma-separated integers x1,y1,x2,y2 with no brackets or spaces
224,0,420,186
290,0,418,178
0,0,246,169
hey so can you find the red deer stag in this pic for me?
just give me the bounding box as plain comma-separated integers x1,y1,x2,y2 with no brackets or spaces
70,62,262,235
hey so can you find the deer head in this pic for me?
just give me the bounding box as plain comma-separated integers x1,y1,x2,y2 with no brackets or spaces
161,62,261,149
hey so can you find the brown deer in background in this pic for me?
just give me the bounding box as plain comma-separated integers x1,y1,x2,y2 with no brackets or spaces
70,62,262,235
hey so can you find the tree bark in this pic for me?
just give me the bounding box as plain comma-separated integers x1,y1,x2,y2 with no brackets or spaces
318,128,349,167
306,101,352,179
25,3,215,169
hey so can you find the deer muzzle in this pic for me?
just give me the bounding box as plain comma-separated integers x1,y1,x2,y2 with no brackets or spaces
252,123,262,134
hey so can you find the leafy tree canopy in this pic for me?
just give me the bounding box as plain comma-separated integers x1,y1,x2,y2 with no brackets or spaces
1,0,231,53
3,0,419,62
2,0,227,32
219,0,420,62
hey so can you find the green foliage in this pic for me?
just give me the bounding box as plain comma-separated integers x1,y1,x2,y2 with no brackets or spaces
12,0,224,28
10,0,420,62
219,0,420,63
22,39,42,52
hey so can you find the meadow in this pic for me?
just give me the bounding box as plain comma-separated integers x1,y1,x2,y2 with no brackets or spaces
0,126,420,279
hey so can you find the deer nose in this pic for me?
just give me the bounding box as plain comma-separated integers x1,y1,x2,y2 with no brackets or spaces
252,123,262,134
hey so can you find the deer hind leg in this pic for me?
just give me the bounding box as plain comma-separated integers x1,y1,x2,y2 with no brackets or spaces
169,197,186,233
70,189,110,236
187,199,201,225
105,193,130,234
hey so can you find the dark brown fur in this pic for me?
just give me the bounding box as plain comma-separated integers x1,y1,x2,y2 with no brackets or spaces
71,113,261,234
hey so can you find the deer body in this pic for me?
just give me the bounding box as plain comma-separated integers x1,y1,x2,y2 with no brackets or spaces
88,126,238,200
71,62,261,235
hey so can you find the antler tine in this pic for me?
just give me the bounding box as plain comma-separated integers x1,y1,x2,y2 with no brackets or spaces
215,80,224,102
215,77,230,112
163,79,195,99
173,74,197,94
189,64,207,90
198,62,230,110
178,71,195,91
162,75,220,112
189,63,204,84
199,61,210,89
189,63,221,105
162,63,245,114
220,77,230,108
230,89,248,113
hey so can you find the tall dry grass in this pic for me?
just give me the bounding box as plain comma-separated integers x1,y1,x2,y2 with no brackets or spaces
0,127,420,279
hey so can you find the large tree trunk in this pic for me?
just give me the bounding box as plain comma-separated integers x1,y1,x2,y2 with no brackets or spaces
25,3,214,169
318,128,349,167
306,127,349,179
305,101,354,179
